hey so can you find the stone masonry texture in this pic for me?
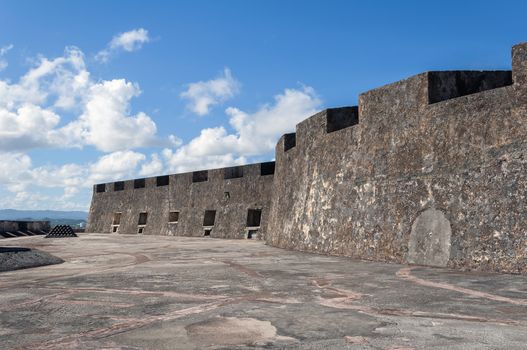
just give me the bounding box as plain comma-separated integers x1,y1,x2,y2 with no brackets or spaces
87,163,274,240
87,42,527,274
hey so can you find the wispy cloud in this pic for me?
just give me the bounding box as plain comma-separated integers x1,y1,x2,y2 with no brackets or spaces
180,68,240,116
95,28,150,63
0,44,13,71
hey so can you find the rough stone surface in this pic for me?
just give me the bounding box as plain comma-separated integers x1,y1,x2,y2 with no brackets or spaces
408,208,452,267
2,234,527,349
86,163,274,239
266,42,527,274
86,42,527,274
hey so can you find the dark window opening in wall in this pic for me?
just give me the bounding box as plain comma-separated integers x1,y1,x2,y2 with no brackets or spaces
427,71,513,104
192,170,208,183
112,226,118,233
223,166,243,179
138,212,148,225
114,181,125,191
203,229,211,236
260,162,275,176
157,175,169,186
284,133,296,152
134,178,146,188
96,184,106,193
246,209,262,227
112,212,121,225
247,229,258,239
203,210,216,226
326,106,359,133
138,227,144,234
169,211,179,223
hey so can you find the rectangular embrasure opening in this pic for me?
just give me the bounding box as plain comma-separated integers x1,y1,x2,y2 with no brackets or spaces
284,133,296,152
428,71,513,104
247,229,258,239
260,162,275,176
246,209,262,227
157,175,169,186
96,184,106,193
114,181,125,191
192,170,208,183
169,211,179,223
112,212,121,225
138,212,148,225
326,106,359,133
134,178,146,189
203,210,216,226
224,166,243,179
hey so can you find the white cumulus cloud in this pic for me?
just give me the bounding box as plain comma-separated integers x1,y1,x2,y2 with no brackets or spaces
0,38,322,211
165,86,321,172
0,105,61,151
0,43,171,210
0,150,152,210
180,68,240,116
89,151,146,183
0,46,163,153
139,153,164,176
60,79,158,152
96,28,150,62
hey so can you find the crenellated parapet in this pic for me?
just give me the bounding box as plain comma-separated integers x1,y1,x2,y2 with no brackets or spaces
276,107,360,155
87,42,527,274
87,162,275,239
267,42,527,274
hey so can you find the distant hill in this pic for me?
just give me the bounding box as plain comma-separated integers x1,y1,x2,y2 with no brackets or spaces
0,209,88,221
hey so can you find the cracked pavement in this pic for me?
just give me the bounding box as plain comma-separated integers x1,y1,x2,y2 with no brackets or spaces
1,233,527,349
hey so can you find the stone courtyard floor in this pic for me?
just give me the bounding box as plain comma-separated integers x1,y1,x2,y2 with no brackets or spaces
1,234,527,349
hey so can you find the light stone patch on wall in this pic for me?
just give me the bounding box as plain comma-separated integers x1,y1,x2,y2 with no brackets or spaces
408,208,452,267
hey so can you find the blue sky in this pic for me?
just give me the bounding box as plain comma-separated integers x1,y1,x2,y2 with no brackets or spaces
0,0,526,211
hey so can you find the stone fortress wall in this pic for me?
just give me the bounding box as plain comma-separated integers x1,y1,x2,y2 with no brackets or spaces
86,162,275,240
87,42,527,274
0,221,50,238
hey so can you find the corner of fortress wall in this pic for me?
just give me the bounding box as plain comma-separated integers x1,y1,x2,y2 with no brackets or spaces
86,42,527,274
266,42,527,274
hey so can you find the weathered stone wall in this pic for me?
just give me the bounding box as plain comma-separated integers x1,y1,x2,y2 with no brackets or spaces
87,42,527,273
266,43,527,274
86,162,274,240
